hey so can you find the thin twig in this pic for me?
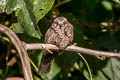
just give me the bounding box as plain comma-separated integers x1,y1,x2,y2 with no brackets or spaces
54,0,71,8
77,53,92,80
1,44,11,79
29,57,38,72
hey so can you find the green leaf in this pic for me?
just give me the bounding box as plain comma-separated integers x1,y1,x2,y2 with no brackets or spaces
102,58,120,80
17,7,41,38
102,1,112,11
113,0,120,4
10,23,24,33
33,0,55,23
0,0,55,38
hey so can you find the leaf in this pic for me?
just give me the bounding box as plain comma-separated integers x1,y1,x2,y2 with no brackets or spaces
102,1,113,11
113,0,120,4
102,58,120,80
16,6,41,38
10,23,24,33
33,0,55,23
0,0,55,38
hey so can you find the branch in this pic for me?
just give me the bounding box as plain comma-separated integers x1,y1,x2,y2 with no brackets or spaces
24,43,120,58
0,24,33,80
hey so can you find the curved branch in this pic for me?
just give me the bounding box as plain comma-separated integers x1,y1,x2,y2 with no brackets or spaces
0,24,33,80
24,43,120,58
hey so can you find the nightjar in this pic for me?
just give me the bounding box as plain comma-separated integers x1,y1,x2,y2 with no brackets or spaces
38,17,73,74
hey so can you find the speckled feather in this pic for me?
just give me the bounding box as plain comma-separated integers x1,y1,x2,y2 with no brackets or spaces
38,17,73,74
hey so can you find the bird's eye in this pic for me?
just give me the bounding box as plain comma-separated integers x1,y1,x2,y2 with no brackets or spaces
54,21,58,24
63,20,67,25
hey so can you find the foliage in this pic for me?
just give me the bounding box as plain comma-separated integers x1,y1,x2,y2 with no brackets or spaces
1,0,120,80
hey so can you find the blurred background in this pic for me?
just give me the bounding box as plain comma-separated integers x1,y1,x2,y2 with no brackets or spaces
0,0,120,80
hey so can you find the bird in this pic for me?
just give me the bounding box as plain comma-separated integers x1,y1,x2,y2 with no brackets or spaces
38,17,74,74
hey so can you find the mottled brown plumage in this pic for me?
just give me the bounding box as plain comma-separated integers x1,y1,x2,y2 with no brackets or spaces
38,17,73,74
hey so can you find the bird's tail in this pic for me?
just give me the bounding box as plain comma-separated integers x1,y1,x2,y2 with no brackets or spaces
38,51,59,74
